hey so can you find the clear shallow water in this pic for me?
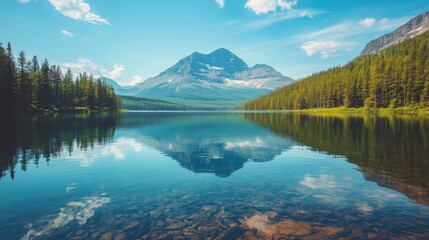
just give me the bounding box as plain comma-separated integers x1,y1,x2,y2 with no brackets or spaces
0,112,428,240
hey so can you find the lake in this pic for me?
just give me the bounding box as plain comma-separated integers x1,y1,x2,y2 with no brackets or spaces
0,112,428,240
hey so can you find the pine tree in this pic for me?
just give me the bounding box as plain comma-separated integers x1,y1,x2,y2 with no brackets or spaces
18,51,32,110
39,59,51,110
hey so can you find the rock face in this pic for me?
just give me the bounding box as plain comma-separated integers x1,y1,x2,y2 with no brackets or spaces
361,11,429,55
129,48,294,105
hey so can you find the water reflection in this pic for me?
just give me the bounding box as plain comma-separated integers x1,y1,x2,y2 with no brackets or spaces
0,112,118,181
1,112,429,204
119,112,294,177
245,112,429,204
0,112,429,239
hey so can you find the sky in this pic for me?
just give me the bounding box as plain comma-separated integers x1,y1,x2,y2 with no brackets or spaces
1,0,428,86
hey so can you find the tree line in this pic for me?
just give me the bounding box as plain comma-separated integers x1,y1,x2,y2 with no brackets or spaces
244,31,429,110
0,42,121,113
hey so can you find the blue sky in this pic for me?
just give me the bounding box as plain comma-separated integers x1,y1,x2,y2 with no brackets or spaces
1,0,428,86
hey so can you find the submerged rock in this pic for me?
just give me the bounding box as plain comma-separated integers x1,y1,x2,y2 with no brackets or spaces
240,212,344,239
100,232,112,240
124,220,140,230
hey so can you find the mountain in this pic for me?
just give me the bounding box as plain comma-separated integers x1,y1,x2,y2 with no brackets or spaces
361,11,429,55
129,48,294,105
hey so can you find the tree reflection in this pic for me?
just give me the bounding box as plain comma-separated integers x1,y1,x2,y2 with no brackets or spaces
245,112,429,204
0,112,119,181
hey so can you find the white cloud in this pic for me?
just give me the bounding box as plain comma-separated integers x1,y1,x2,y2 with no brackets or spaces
61,30,75,37
356,202,373,214
63,137,143,166
128,75,143,86
48,0,109,25
62,58,124,81
301,40,354,58
359,18,376,28
300,174,338,189
245,0,297,15
62,58,100,75
22,195,110,240
215,0,225,8
107,64,125,80
62,58,145,86
101,137,143,160
17,0,30,3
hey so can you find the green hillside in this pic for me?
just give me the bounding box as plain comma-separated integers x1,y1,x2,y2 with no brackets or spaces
244,31,429,111
120,96,189,110
120,96,242,110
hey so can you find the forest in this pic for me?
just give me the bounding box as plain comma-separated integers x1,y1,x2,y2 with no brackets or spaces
120,96,189,110
244,31,429,110
0,42,121,113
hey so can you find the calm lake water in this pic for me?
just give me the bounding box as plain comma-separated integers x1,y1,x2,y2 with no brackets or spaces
0,112,428,240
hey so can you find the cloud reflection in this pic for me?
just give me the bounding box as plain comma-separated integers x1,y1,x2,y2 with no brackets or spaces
22,195,110,240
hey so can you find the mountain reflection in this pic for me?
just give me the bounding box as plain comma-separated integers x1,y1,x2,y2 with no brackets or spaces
119,112,294,177
245,112,429,205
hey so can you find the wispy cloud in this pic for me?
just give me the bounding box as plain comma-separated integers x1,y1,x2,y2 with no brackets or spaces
61,30,74,37
292,15,409,43
65,183,77,192
17,0,30,3
241,9,323,30
301,40,355,58
245,0,298,15
297,23,350,40
48,0,110,25
215,0,225,8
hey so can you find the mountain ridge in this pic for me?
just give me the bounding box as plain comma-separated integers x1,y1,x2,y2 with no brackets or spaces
361,11,429,55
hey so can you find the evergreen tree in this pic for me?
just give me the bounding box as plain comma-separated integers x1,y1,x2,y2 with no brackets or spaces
18,51,32,110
